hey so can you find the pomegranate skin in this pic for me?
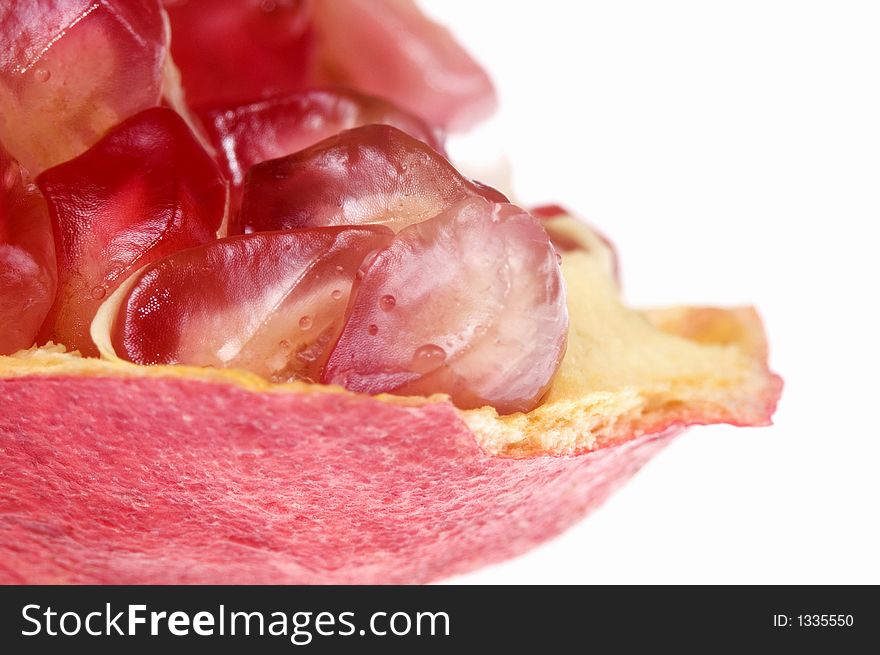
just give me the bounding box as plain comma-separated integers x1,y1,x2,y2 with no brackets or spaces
0,373,675,584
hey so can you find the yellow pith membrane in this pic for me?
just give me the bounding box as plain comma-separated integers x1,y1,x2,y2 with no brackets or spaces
0,216,780,456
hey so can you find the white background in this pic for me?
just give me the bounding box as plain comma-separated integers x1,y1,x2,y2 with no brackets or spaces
420,0,880,584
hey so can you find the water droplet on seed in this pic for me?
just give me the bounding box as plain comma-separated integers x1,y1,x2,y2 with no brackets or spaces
34,68,50,83
410,344,446,374
298,315,312,330
380,294,396,311
367,324,379,336
331,289,343,300
90,286,107,300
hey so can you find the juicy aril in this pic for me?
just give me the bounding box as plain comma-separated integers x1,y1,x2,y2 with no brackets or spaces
0,144,55,355
36,107,227,357
0,0,780,584
0,0,170,173
197,87,444,212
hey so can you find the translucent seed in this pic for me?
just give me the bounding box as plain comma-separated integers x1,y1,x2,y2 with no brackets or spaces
90,286,107,300
279,339,291,350
331,289,343,301
34,68,50,83
298,315,312,330
380,294,396,311
410,344,446,374
367,324,379,336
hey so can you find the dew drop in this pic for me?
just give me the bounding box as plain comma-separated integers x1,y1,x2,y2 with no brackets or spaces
380,294,396,311
298,315,312,330
90,286,107,300
410,344,446,374
331,289,343,301
367,324,379,336
34,68,50,83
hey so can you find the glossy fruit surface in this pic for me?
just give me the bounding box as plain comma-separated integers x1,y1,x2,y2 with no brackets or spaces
36,107,227,356
198,87,443,209
0,0,167,173
111,226,393,382
324,198,568,414
164,0,316,107
239,124,504,235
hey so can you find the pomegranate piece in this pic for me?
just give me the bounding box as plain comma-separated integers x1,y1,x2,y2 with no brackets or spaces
0,0,168,174
532,203,621,283
312,0,497,130
110,226,393,382
0,145,56,355
323,197,568,414
163,0,316,107
36,107,227,357
239,124,505,235
199,86,445,208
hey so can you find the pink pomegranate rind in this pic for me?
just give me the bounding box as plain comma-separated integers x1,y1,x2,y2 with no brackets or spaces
0,373,678,584
0,300,780,584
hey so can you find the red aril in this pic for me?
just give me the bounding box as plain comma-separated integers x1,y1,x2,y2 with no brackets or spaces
323,197,568,414
199,87,445,177
198,87,444,211
36,107,227,357
109,226,393,382
312,0,496,130
163,0,316,107
239,124,504,235
0,0,168,173
0,144,55,355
